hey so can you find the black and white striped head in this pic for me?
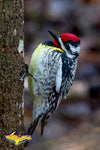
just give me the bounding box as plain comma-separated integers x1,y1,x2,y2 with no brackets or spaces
49,31,80,59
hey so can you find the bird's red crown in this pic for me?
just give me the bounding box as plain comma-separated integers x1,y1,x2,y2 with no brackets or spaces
53,33,80,48
60,33,80,42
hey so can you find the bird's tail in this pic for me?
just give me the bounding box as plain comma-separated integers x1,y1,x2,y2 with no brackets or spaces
24,116,40,147
41,110,51,136
28,117,39,135
25,111,51,146
41,116,47,136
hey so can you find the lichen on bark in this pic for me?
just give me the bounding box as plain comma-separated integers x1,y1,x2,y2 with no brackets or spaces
0,0,24,150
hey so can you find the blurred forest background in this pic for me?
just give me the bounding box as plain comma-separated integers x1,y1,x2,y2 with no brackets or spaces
24,0,100,149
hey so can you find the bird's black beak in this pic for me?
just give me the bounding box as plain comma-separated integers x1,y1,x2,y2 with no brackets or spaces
48,31,60,46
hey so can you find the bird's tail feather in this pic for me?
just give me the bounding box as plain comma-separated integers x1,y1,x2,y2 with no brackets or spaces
41,111,50,136
41,117,46,136
28,117,39,135
24,116,40,147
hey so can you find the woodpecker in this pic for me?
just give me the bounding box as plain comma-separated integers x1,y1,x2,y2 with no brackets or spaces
28,31,80,137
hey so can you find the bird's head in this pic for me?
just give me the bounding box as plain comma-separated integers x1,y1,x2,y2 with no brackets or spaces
49,31,80,59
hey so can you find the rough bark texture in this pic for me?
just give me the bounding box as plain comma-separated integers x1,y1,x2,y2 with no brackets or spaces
0,1,24,150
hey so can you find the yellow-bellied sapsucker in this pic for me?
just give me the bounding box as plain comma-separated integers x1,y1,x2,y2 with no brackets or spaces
28,31,80,137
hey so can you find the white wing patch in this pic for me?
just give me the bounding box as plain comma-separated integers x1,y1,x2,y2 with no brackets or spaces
56,58,62,93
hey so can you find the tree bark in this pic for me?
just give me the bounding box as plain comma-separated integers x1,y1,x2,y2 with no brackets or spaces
0,1,24,150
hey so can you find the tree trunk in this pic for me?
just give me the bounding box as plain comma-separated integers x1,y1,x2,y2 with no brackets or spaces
0,1,24,150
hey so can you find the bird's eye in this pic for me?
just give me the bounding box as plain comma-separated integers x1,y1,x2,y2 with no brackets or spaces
65,43,70,49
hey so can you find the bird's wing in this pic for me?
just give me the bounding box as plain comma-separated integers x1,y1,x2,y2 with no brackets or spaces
32,50,63,134
34,50,62,108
